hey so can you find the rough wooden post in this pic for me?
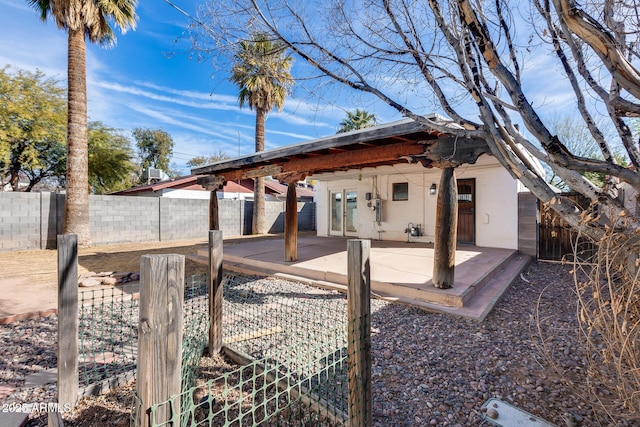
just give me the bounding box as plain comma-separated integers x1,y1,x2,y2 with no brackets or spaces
209,230,223,355
284,183,298,261
57,234,78,407
433,167,458,289
347,239,372,427
136,255,185,427
209,190,219,231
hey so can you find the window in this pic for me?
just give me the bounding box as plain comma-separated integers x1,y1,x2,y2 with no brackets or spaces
392,182,408,201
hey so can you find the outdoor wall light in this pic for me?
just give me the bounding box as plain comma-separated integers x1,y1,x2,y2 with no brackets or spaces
430,183,437,195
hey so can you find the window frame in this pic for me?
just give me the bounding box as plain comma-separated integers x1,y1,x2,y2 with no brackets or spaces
392,182,409,201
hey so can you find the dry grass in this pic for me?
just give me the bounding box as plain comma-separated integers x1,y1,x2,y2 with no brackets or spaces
538,215,640,423
0,233,290,286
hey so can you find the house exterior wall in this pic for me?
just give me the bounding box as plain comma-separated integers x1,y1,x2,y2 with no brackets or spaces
314,155,520,250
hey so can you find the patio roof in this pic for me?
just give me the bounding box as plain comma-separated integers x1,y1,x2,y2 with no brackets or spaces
191,115,490,185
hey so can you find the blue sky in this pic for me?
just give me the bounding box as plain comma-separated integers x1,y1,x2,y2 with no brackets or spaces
0,0,589,177
0,0,399,175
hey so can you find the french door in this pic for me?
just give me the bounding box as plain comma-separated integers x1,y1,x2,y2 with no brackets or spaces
330,190,358,236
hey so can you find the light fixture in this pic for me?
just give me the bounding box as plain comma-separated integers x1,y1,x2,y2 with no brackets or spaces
430,183,437,195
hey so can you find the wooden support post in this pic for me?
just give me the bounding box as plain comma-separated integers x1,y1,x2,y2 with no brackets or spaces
136,255,185,427
253,176,266,234
209,189,219,231
433,167,458,289
284,183,298,262
208,230,223,355
347,239,372,427
57,234,78,408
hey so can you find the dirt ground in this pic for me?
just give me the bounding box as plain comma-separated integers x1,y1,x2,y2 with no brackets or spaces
0,234,283,318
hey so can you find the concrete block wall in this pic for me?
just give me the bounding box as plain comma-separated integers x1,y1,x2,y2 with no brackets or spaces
40,192,63,249
90,195,160,244
0,192,316,252
518,192,539,258
265,201,316,233
159,198,209,241
0,192,42,251
266,201,286,233
218,199,245,237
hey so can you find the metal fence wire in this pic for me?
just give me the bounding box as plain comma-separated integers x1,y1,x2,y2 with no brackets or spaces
78,276,211,394
147,274,358,427
78,282,139,390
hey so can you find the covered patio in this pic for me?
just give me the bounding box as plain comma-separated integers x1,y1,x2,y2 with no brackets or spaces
191,235,530,321
192,117,533,319
193,117,499,287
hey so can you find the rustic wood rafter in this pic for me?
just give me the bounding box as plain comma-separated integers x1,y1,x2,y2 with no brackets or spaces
217,140,427,181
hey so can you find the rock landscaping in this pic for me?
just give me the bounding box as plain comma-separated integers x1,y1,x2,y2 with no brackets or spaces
0,261,637,426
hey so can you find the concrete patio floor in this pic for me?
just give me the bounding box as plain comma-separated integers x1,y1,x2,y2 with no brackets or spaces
194,236,531,321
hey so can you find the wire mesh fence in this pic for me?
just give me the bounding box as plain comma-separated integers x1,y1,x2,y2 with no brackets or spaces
78,282,139,390
147,274,360,427
181,275,211,392
77,275,211,395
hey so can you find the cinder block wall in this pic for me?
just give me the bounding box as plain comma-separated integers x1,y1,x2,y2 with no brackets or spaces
218,199,245,237
266,201,317,233
159,198,209,241
0,192,42,251
90,195,161,244
0,192,316,252
518,192,539,258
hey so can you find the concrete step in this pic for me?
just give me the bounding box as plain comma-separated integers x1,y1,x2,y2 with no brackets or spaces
221,254,530,321
192,248,526,316
357,250,518,308
370,255,530,320
195,250,345,284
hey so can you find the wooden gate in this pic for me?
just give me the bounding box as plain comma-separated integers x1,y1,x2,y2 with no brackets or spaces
538,193,595,261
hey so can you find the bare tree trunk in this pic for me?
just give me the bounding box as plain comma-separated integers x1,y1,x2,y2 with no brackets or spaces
9,161,20,191
63,28,90,246
253,108,267,234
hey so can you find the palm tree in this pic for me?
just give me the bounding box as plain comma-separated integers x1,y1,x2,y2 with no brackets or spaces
230,32,293,234
337,109,377,133
29,0,137,246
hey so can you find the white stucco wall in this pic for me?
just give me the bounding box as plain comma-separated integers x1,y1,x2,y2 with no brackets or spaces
313,154,519,250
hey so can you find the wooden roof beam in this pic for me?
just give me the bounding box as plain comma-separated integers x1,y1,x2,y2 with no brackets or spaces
219,140,426,181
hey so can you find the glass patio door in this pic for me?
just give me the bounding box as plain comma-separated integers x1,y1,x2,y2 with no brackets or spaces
330,190,358,236
330,191,343,235
345,190,358,236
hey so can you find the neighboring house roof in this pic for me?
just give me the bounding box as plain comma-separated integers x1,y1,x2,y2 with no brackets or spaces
112,175,313,199
263,180,314,199
113,175,252,196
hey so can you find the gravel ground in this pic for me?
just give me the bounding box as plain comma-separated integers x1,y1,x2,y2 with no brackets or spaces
1,261,637,426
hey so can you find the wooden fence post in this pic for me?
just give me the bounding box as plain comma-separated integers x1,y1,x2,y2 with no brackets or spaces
136,254,185,427
347,239,372,427
57,234,78,407
209,230,223,356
